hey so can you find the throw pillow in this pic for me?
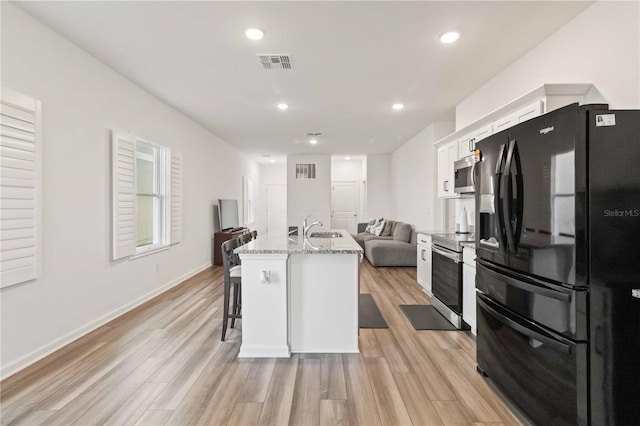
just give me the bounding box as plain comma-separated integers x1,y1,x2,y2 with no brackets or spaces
393,223,412,243
373,219,386,236
380,220,395,237
390,221,398,236
364,218,376,233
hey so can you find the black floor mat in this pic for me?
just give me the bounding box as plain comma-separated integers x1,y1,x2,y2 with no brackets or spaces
400,305,458,330
359,294,388,329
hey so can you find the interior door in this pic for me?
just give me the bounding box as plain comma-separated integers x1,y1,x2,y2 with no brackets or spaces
331,182,358,233
266,184,286,236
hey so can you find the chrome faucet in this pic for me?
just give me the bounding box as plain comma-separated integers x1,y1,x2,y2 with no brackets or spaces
303,215,323,238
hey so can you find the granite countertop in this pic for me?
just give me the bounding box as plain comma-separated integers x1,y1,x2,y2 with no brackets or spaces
415,230,443,236
460,241,476,249
234,229,363,255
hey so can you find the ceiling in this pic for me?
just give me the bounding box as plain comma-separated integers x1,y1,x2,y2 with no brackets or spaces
15,1,592,160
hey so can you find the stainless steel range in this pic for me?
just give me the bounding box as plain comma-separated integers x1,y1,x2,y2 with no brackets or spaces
430,233,475,329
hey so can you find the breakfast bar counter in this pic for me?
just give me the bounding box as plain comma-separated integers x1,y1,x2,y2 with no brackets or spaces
235,230,362,357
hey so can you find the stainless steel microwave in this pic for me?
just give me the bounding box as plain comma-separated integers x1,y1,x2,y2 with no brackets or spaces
454,155,477,194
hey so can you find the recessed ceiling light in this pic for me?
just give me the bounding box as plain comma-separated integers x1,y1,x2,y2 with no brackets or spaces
245,28,264,40
440,31,460,44
270,159,276,163
277,103,288,110
392,103,404,110
309,139,318,145
345,156,351,160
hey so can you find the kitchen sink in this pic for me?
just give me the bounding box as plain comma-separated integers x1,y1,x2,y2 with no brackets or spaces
309,232,342,238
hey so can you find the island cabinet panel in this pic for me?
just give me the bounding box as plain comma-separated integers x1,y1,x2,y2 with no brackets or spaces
289,253,360,353
238,253,291,358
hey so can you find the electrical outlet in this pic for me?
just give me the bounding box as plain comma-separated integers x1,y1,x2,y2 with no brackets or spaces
155,264,160,272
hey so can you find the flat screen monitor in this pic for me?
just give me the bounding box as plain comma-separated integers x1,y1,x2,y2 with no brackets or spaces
219,199,239,231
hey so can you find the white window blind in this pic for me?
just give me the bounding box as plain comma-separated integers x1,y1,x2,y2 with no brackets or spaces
112,130,136,260
112,131,181,259
170,152,182,244
0,88,42,288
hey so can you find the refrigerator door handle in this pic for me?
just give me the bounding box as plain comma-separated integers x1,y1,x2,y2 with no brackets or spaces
494,144,508,252
503,140,517,252
513,142,524,249
477,294,572,355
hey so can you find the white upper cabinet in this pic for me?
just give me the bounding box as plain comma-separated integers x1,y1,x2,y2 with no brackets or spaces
458,123,493,158
437,141,458,198
492,100,543,134
457,134,473,159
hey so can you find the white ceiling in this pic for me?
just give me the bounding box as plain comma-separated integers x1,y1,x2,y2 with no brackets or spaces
16,1,592,160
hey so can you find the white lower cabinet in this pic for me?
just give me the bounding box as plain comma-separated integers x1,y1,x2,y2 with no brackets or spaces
462,247,477,335
416,233,432,296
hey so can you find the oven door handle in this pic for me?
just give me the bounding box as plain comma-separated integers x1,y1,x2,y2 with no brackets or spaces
431,245,462,263
477,294,572,355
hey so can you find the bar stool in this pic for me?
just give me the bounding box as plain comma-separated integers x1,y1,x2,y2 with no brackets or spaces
221,238,242,341
237,233,252,246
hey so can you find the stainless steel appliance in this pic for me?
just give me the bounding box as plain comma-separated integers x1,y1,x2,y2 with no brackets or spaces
475,103,640,426
431,233,475,329
454,155,477,194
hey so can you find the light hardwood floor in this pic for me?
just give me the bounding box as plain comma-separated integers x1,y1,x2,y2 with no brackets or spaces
0,260,522,426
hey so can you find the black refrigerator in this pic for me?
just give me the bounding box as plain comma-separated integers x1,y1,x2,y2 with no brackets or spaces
474,103,640,426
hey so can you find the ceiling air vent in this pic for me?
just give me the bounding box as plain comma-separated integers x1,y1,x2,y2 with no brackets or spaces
258,54,293,70
295,163,317,179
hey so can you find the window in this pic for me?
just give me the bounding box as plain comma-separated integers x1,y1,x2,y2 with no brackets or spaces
135,138,168,254
112,130,181,260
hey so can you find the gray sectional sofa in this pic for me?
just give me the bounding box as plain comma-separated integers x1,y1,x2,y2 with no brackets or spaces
352,221,417,267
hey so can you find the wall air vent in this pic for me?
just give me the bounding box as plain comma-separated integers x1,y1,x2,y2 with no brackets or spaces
295,163,317,179
258,54,293,70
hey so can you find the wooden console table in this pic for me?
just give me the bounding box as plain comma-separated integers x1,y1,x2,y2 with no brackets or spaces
212,229,247,266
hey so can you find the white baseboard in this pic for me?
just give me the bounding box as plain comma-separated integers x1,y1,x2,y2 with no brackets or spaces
0,262,212,381
290,347,360,354
238,345,291,358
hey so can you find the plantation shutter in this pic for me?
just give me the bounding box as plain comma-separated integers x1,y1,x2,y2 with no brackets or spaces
112,130,136,260
170,151,182,244
0,88,41,288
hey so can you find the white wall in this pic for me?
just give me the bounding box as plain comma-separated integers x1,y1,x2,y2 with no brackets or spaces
365,154,392,221
287,154,331,232
390,123,454,231
331,159,363,182
456,0,640,129
0,3,259,378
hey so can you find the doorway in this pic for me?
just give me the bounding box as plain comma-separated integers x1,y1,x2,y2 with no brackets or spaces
266,184,287,236
331,181,359,233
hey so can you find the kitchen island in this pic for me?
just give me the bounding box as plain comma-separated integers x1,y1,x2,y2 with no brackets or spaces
234,230,362,357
